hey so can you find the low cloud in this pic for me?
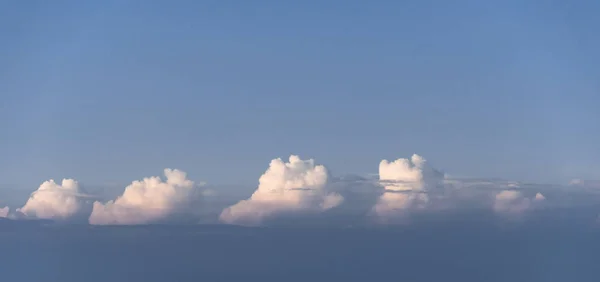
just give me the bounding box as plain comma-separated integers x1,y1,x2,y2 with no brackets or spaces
89,169,198,225
219,155,343,226
534,192,546,201
365,154,556,223
0,206,8,218
569,179,600,189
3,152,594,226
372,154,444,219
16,179,85,221
493,190,546,214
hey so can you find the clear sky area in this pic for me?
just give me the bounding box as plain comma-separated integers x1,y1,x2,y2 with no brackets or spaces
2,1,599,192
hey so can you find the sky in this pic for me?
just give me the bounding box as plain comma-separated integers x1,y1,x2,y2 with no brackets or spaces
1,0,600,193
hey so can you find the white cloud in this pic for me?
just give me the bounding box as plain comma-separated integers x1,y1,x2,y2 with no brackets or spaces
534,192,546,201
219,155,343,226
493,190,545,214
493,190,529,213
17,179,84,220
0,206,8,218
372,154,444,218
89,169,197,225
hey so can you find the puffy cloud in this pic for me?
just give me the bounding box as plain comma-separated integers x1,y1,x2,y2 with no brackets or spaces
0,206,8,218
17,179,84,220
493,190,545,214
493,190,529,213
372,154,444,218
89,169,196,225
534,192,546,201
219,155,343,226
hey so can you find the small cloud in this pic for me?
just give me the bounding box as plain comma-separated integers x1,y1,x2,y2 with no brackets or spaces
493,190,545,214
534,192,546,201
569,179,584,186
569,179,600,189
494,190,530,214
0,206,8,218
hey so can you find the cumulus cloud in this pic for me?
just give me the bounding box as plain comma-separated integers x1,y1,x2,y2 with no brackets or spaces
493,190,545,214
219,155,343,226
0,206,8,218
534,192,546,201
89,169,197,225
372,154,444,218
17,179,85,220
3,151,582,225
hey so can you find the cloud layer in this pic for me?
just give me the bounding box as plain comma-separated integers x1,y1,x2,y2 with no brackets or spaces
16,179,85,220
219,155,343,226
89,169,196,225
2,152,596,226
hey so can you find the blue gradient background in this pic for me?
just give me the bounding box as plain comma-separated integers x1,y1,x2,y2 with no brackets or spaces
1,1,599,191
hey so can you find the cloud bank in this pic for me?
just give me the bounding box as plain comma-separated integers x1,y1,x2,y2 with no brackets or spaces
219,155,344,226
3,151,595,226
16,179,85,220
89,169,197,225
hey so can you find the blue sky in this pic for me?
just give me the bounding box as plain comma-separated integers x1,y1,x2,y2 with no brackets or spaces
1,1,599,191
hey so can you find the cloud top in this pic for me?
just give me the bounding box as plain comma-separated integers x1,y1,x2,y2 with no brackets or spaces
220,155,343,226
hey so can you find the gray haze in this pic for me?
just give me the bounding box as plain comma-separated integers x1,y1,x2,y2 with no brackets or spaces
2,208,600,282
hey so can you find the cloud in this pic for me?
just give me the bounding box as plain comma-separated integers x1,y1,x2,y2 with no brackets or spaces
368,154,556,222
16,179,85,220
88,169,197,225
219,155,343,226
534,192,546,201
570,179,584,186
569,179,600,189
4,152,589,226
493,190,545,214
372,154,444,218
201,189,217,197
0,206,8,218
